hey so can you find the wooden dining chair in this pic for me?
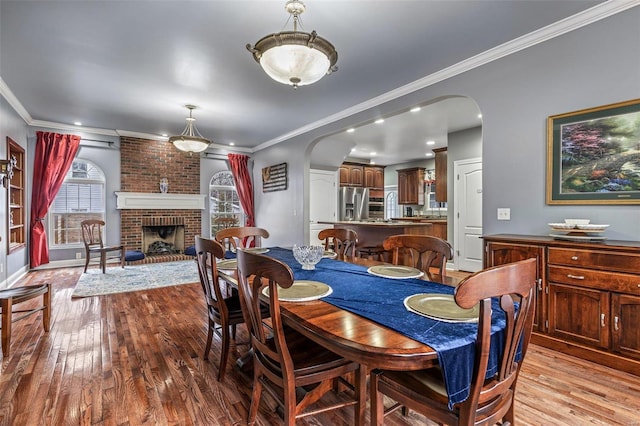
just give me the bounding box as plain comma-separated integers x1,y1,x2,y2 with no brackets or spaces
318,228,358,258
194,236,268,381
370,258,537,426
382,234,453,283
235,249,366,426
215,226,269,252
81,219,125,273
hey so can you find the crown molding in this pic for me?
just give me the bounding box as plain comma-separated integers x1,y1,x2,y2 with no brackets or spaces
0,77,32,124
253,0,638,152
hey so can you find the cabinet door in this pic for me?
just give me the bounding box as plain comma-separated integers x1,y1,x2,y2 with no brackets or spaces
612,293,640,360
364,167,375,188
374,168,384,189
350,165,363,187
433,147,447,202
339,166,350,186
397,171,408,204
548,282,610,349
484,242,545,332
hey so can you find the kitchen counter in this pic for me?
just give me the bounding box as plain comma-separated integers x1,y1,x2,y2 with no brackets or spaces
318,220,446,253
391,217,447,223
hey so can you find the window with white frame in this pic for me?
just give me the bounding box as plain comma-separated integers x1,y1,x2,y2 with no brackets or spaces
49,159,105,247
385,188,400,220
210,171,245,234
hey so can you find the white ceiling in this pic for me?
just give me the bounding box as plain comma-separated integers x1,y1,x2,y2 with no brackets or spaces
0,1,611,165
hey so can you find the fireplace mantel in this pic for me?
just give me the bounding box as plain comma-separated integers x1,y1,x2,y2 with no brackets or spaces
115,192,206,210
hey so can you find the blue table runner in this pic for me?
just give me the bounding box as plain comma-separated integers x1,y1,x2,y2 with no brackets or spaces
264,247,508,408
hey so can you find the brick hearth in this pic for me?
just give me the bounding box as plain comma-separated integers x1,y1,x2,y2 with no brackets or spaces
120,137,202,259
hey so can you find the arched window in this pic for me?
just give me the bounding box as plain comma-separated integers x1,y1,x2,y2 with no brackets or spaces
385,189,399,220
210,171,244,234
48,159,106,247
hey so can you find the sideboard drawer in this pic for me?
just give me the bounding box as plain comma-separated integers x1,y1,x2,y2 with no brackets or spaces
548,265,640,295
548,247,640,274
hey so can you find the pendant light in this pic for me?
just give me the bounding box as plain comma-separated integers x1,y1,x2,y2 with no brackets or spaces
246,0,338,89
169,105,211,154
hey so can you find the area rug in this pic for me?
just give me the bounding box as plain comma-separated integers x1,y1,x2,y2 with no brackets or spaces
72,260,199,298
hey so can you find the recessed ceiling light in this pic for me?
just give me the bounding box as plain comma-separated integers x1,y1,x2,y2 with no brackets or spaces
425,153,433,157
370,161,376,165
370,152,377,156
374,118,384,124
426,140,435,145
410,107,421,113
229,142,235,146
347,128,355,133
477,114,483,119
161,133,168,137
350,147,356,152
74,121,82,126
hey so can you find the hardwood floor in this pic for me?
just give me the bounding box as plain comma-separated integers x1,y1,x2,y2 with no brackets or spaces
1,266,640,425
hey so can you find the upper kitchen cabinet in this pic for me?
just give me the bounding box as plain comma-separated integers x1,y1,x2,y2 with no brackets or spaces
364,165,385,189
433,147,447,202
339,163,364,187
397,167,425,205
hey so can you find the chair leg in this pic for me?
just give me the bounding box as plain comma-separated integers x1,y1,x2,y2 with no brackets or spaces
84,252,90,273
204,319,214,360
43,283,51,332
120,248,125,268
248,368,263,425
1,297,13,356
218,323,231,382
354,365,367,426
101,251,106,274
370,369,386,426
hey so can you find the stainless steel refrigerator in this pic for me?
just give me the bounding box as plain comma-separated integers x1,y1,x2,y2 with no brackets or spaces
339,187,369,221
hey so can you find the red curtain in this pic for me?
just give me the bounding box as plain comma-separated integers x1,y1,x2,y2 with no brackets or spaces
30,131,81,268
228,153,255,233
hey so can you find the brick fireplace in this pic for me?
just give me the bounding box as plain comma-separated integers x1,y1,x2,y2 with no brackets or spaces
119,137,203,261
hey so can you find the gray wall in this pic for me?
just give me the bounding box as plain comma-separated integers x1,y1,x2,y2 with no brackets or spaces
253,9,640,246
0,96,29,286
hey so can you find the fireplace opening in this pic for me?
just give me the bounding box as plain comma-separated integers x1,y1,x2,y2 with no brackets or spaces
141,217,185,256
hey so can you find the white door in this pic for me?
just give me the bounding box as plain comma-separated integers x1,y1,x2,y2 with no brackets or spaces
454,158,483,272
309,169,338,245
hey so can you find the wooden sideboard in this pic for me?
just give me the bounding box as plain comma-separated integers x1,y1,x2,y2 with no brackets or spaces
483,234,640,375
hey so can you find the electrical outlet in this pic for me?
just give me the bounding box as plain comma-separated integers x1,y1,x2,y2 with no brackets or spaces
497,208,511,221
76,252,82,259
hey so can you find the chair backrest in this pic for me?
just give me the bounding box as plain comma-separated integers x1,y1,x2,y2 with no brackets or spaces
454,258,537,424
81,219,106,249
235,250,296,379
382,234,453,282
215,226,269,251
213,216,238,230
318,228,358,258
195,236,227,316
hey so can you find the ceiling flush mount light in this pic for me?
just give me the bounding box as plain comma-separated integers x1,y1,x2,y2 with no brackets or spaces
246,0,338,89
169,105,211,154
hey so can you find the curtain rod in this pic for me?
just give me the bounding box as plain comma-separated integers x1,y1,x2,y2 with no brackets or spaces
81,138,116,146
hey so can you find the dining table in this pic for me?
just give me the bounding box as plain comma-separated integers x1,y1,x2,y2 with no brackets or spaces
217,246,512,411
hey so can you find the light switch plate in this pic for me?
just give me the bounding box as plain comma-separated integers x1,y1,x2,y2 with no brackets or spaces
497,208,511,220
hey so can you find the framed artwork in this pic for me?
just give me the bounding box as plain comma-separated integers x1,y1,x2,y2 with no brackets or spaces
546,98,640,205
262,162,287,192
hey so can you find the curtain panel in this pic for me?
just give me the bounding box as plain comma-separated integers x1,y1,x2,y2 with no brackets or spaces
30,131,81,268
227,154,256,245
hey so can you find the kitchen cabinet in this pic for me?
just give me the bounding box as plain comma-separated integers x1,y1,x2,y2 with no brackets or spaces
339,163,364,187
483,234,640,376
397,167,424,205
7,137,25,252
364,165,384,189
433,147,447,202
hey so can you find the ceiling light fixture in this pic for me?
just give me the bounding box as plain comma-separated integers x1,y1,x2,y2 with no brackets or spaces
347,128,355,133
410,107,421,112
247,0,338,89
169,105,211,154
375,119,384,124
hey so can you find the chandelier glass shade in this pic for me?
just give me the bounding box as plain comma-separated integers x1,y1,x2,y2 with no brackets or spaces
168,105,210,153
247,1,337,88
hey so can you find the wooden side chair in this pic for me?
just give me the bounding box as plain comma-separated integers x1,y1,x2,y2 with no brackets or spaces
80,219,125,273
215,226,269,252
382,234,453,283
318,228,358,258
371,258,537,426
0,283,51,357
236,250,366,425
194,236,268,381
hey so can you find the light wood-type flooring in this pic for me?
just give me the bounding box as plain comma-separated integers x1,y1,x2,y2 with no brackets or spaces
1,266,640,425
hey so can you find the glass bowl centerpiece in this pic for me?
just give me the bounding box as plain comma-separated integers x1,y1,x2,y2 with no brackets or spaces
292,244,324,270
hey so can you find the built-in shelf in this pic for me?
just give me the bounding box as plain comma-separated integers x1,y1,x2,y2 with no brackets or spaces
115,192,206,210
